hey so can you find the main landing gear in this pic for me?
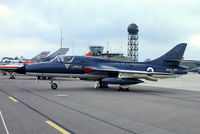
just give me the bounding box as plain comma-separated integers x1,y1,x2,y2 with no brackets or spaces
50,78,58,90
94,81,109,88
118,85,130,91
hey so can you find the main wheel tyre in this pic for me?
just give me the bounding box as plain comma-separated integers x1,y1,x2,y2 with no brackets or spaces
119,87,129,91
100,83,109,88
119,85,130,91
51,83,58,90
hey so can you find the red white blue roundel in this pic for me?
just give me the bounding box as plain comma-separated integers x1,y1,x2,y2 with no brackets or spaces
65,64,70,68
147,67,154,72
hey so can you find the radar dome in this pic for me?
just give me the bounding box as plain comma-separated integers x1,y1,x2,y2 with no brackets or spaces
127,23,139,34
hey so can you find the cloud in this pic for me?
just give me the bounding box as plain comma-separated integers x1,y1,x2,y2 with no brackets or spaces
0,35,58,58
0,0,200,60
0,4,13,16
0,3,59,42
187,35,200,49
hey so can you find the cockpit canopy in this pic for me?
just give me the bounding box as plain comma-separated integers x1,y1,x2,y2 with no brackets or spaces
50,56,74,63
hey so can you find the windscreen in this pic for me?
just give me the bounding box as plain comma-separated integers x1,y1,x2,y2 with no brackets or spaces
59,56,74,63
50,56,62,63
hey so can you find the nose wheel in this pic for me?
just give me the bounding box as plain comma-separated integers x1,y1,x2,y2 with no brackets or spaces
51,83,58,90
50,78,58,90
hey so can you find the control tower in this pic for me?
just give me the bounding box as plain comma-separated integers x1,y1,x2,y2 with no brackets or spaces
89,46,104,56
127,23,139,61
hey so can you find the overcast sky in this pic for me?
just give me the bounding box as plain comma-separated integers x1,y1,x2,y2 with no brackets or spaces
0,0,200,61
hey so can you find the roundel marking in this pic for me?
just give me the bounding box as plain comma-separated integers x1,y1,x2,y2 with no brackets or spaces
65,64,70,69
147,67,154,72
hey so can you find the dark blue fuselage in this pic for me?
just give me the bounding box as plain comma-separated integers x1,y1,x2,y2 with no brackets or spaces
25,56,188,75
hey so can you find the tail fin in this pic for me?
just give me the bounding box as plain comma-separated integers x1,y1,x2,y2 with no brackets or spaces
31,51,50,61
146,43,187,66
46,48,69,60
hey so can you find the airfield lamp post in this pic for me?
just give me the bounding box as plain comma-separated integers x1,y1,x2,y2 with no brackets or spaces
127,23,139,62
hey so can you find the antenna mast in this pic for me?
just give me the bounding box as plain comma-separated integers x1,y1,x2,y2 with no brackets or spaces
60,29,63,48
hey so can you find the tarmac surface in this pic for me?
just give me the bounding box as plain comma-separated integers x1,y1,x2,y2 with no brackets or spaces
141,73,200,91
0,75,200,134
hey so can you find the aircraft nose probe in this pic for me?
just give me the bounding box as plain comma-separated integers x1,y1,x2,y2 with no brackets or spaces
14,66,26,74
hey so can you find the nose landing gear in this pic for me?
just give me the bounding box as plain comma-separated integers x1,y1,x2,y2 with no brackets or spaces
50,78,58,90
51,83,58,90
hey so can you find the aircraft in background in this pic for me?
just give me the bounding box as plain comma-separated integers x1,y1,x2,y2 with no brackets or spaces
189,67,200,74
40,48,69,62
28,48,69,62
0,48,69,79
15,43,188,90
0,60,26,79
0,51,49,78
31,51,50,62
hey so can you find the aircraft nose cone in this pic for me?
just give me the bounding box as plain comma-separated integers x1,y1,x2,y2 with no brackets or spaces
14,66,26,74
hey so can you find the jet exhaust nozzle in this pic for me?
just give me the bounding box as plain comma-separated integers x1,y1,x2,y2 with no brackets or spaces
14,66,26,74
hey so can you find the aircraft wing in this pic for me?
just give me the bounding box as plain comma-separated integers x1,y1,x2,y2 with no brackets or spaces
85,65,171,75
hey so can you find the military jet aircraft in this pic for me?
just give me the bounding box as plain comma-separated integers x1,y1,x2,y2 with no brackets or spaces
30,51,50,62
40,48,69,62
15,43,188,90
